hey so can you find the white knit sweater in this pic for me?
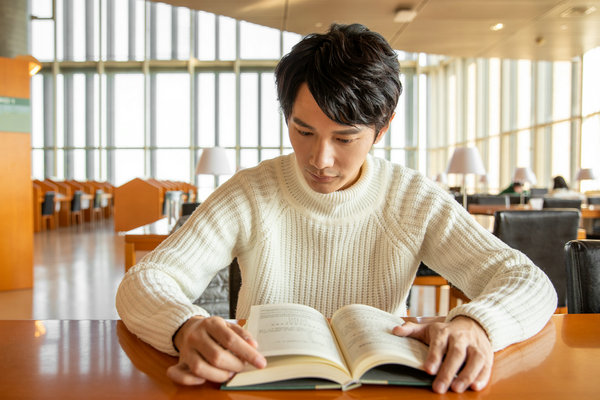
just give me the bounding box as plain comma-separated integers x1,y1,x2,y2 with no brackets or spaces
116,154,557,356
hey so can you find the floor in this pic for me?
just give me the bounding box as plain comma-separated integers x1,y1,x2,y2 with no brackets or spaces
0,218,124,320
0,218,442,320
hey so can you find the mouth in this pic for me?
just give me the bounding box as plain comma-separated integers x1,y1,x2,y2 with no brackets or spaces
307,170,337,183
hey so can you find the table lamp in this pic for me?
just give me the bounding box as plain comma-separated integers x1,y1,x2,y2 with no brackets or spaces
513,167,537,205
575,168,596,191
195,147,233,200
446,147,486,208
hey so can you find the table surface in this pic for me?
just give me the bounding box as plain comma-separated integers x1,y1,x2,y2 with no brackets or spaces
1,314,599,400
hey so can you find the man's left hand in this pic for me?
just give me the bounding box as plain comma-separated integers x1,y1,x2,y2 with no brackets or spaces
392,316,493,394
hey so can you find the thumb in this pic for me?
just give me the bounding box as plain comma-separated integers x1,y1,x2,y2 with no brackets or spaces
392,321,426,340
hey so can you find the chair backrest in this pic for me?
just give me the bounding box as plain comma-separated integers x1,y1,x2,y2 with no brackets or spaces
71,190,83,212
543,197,582,210
93,189,104,209
181,202,201,216
493,209,580,307
564,240,600,313
41,191,56,216
530,188,549,198
587,197,600,205
476,195,509,206
229,258,241,319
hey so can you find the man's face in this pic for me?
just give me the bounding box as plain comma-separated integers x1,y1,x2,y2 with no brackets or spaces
288,83,387,194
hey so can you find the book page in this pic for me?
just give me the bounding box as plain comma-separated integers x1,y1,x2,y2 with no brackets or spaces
246,303,347,370
330,304,429,378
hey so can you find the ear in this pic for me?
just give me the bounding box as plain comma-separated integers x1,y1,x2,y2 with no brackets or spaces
373,113,395,144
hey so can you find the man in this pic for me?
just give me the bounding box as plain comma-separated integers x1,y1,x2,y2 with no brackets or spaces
116,24,556,394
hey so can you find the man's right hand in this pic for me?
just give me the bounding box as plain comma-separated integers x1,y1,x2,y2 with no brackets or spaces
166,315,267,385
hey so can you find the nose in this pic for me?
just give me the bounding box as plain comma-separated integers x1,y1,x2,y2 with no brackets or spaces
310,139,335,170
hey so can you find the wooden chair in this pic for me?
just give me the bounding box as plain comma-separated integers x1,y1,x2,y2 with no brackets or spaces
412,263,448,315
40,191,58,231
90,190,104,225
70,190,84,225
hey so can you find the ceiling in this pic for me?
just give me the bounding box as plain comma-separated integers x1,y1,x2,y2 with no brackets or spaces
152,0,600,61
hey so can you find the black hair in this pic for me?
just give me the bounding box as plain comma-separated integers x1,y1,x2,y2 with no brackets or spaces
553,176,569,190
275,23,402,135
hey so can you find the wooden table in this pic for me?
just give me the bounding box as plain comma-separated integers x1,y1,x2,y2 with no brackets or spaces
1,315,599,399
124,218,171,271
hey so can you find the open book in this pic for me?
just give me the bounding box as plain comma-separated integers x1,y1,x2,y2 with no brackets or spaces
223,303,432,391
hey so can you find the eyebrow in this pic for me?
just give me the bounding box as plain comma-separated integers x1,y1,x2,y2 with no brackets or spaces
291,117,361,135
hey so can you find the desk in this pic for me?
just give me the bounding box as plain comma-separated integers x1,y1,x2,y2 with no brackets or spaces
124,218,171,271
1,315,599,399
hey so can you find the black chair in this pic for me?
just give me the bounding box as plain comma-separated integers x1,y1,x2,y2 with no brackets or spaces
70,190,84,225
543,197,582,210
41,191,57,231
564,240,600,313
182,202,201,216
90,189,104,224
492,210,580,311
587,197,600,205
476,195,509,206
530,188,549,198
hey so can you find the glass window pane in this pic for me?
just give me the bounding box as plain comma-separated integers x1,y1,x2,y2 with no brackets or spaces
73,149,86,180
32,0,53,18
261,149,280,161
156,73,190,147
197,73,215,147
553,62,571,121
197,11,216,60
114,73,145,147
32,20,55,61
240,21,280,59
55,149,65,179
73,74,86,147
56,74,64,147
391,149,406,165
261,72,280,147
467,62,476,141
156,149,190,181
282,31,301,56
582,47,600,116
134,0,145,60
240,149,259,169
176,7,190,59
68,0,86,61
218,73,236,147
488,59,500,135
155,3,172,59
487,136,500,193
114,149,145,186
31,149,44,180
113,0,129,60
581,115,600,192
218,16,236,60
517,60,531,129
240,73,258,147
551,122,570,180
516,130,531,167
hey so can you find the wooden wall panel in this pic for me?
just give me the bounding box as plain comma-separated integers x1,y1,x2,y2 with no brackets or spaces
0,57,33,291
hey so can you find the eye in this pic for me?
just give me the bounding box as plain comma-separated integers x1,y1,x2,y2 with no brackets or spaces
297,129,312,136
337,138,354,144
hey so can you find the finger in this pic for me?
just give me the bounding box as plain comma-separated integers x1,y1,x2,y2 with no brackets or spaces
392,322,426,341
450,346,487,393
202,322,266,370
470,357,493,391
227,322,259,348
432,336,467,394
166,362,206,385
424,325,449,376
182,346,241,383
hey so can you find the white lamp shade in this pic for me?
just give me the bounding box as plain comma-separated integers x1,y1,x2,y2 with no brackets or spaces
513,167,537,185
195,147,233,175
575,168,596,181
446,147,486,175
